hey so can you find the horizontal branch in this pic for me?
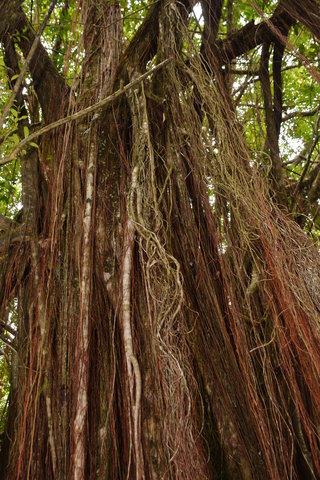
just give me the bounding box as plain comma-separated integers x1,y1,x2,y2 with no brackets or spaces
0,58,172,166
217,5,294,64
230,64,299,76
283,105,320,122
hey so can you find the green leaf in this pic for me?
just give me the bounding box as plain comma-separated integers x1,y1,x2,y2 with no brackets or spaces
23,126,29,138
11,133,20,145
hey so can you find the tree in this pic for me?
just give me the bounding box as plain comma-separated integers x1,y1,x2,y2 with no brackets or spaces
0,0,320,478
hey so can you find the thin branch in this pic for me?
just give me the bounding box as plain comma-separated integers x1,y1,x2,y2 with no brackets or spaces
295,112,320,192
283,144,309,165
51,0,69,63
0,0,58,130
283,105,320,122
0,320,16,336
0,333,17,353
0,58,172,167
308,204,320,232
230,64,300,76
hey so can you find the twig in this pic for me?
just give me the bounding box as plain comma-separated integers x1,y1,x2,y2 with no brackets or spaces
296,111,320,190
0,58,172,166
0,0,58,130
0,334,17,353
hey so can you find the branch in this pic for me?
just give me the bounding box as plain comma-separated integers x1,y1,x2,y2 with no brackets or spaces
281,0,320,41
0,320,16,336
230,64,299,76
217,4,294,64
7,8,68,122
284,144,309,166
0,1,59,129
116,0,192,79
3,33,27,114
308,159,320,204
0,0,24,37
3,35,40,230
297,112,320,190
51,0,70,63
250,1,320,86
259,42,283,187
0,58,172,166
116,1,161,76
272,11,293,135
0,334,17,353
283,105,320,122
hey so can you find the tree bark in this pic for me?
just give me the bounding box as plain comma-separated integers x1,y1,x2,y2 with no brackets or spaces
1,1,320,479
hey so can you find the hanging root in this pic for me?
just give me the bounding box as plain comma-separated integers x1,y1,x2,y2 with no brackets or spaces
6,2,320,479
125,44,208,475
122,165,144,480
73,139,95,480
123,3,320,477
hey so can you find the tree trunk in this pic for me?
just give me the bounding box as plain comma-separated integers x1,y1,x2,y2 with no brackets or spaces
1,1,320,479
